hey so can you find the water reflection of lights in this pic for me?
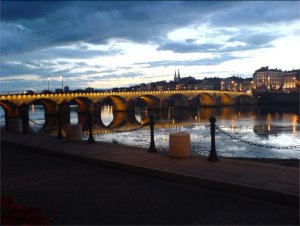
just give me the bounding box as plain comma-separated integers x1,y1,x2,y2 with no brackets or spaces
70,105,78,124
101,105,114,126
230,119,236,131
194,115,201,122
135,107,148,123
8,106,300,159
28,104,45,131
292,115,297,134
267,124,271,132
102,105,113,113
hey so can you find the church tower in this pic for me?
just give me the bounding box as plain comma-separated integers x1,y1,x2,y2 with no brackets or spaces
174,69,181,82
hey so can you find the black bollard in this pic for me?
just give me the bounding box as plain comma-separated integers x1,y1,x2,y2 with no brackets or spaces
56,110,63,139
4,109,8,131
208,116,219,161
87,111,95,143
148,114,157,152
22,109,28,134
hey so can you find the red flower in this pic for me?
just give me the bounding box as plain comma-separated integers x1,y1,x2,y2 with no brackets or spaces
1,196,50,225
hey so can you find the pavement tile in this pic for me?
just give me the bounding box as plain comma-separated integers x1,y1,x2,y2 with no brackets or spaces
271,171,299,185
263,182,299,195
1,130,299,205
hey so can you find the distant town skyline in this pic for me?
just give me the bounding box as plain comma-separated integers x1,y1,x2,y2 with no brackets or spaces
1,1,299,92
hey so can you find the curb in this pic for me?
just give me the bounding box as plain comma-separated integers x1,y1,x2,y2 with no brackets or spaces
2,140,299,208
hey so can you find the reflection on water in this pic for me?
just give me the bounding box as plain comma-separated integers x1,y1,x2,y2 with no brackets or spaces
101,105,114,126
29,104,45,131
92,106,300,159
70,105,78,124
1,105,299,159
135,107,148,124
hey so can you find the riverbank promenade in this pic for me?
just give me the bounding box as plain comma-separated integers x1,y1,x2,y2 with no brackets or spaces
1,129,299,208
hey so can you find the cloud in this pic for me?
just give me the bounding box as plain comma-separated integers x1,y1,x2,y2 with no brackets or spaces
38,48,117,59
57,61,71,65
1,1,299,91
3,44,122,59
208,1,300,27
0,2,236,55
228,32,278,46
1,62,48,77
91,72,144,80
0,80,44,91
135,54,244,67
157,42,257,55
2,1,297,56
1,1,68,21
158,42,223,53
158,30,277,54
1,60,87,80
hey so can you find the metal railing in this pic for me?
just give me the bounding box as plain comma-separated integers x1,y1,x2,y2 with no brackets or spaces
4,112,300,161
29,119,44,126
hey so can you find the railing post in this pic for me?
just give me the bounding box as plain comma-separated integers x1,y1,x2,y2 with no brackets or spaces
56,110,63,139
4,109,8,131
87,111,95,143
148,114,157,152
208,116,219,161
22,109,28,134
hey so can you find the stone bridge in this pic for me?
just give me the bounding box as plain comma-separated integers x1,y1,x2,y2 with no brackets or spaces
0,89,255,130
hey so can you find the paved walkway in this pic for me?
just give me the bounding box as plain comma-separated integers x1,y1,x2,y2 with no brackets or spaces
1,130,299,207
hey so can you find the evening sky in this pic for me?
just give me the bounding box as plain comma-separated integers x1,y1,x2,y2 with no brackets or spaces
1,1,299,92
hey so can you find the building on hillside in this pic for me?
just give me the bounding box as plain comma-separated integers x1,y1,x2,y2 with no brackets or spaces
221,76,243,91
292,70,300,93
156,84,176,91
175,83,186,90
241,78,254,92
137,83,153,91
198,77,221,90
253,67,283,92
186,84,196,90
221,76,253,92
283,70,299,93
253,66,299,93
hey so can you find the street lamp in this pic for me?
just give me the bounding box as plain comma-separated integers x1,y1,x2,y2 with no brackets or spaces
48,77,51,91
60,76,63,91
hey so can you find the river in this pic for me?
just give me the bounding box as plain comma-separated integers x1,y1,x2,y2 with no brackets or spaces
0,105,299,159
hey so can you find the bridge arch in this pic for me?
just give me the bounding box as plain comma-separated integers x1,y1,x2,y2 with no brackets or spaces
166,94,189,108
99,95,127,112
67,97,93,129
219,93,234,106
0,100,18,118
105,111,128,128
29,98,57,115
134,95,160,109
190,93,216,107
26,98,58,129
0,90,255,114
69,97,93,112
